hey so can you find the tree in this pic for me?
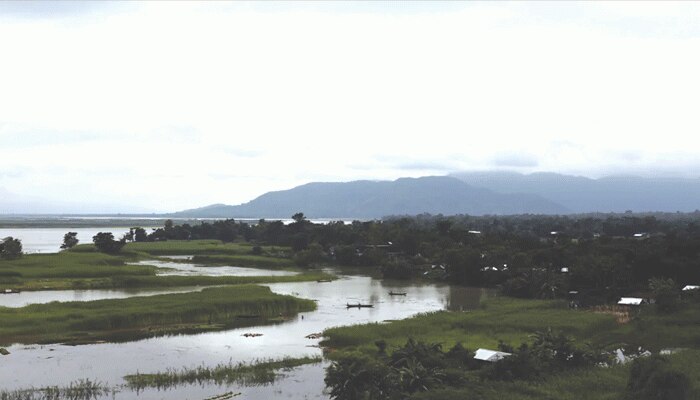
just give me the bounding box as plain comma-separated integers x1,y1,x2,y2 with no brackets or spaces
132,227,148,242
60,232,79,249
627,356,690,400
649,277,681,313
92,232,126,254
0,237,22,260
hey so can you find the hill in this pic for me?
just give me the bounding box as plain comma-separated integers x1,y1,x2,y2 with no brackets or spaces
452,171,700,213
171,176,568,218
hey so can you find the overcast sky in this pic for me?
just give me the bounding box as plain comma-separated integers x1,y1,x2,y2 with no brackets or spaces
1,1,700,212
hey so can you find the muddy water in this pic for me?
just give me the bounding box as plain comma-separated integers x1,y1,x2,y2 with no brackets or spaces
0,270,493,399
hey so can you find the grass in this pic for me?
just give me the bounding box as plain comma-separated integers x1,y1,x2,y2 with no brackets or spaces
190,254,294,268
0,379,113,400
323,297,700,399
322,297,619,355
0,285,316,346
410,350,700,400
124,240,291,257
124,356,322,389
0,240,317,290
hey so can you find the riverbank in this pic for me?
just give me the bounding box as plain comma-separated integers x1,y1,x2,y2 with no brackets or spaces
321,297,700,399
0,240,326,291
0,285,316,346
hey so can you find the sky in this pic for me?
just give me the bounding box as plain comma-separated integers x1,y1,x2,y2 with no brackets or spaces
1,1,700,213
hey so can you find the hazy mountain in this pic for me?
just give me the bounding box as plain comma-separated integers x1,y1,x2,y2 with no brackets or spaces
452,171,700,213
171,176,569,218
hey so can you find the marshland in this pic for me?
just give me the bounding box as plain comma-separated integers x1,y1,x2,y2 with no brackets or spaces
1,214,700,399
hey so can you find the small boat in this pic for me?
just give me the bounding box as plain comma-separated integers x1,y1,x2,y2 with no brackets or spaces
2,289,20,294
316,279,333,283
347,303,374,308
389,291,407,296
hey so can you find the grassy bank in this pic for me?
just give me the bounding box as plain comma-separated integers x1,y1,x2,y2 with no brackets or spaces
124,240,291,257
323,297,618,354
322,297,700,399
0,285,316,346
410,350,700,400
124,356,322,390
0,240,317,290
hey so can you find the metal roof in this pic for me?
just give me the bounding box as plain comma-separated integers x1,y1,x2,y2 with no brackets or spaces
474,348,511,362
618,297,644,305
683,285,699,291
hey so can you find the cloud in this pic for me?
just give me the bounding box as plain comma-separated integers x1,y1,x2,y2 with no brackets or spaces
0,1,126,19
491,153,539,168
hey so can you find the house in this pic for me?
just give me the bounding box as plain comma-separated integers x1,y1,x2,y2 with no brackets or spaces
468,230,481,234
682,285,699,291
474,348,511,362
617,297,646,306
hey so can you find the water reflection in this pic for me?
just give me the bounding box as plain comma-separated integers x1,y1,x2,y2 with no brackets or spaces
1,271,493,399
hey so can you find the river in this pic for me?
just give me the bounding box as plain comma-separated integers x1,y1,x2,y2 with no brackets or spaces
0,244,493,399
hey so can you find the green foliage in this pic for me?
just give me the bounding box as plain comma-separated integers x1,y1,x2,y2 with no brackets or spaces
0,236,23,260
92,232,126,254
649,277,681,313
124,357,321,389
60,232,79,250
627,356,691,400
0,285,316,346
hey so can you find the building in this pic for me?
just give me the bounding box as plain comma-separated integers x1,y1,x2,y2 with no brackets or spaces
617,297,646,306
474,348,511,362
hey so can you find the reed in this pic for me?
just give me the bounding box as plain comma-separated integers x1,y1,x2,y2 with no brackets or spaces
124,356,322,390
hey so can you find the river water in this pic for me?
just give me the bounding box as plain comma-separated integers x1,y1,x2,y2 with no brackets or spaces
0,227,144,254
1,257,492,399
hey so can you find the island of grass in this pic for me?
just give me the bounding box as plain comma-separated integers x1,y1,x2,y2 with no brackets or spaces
0,240,332,291
0,285,316,346
322,297,700,400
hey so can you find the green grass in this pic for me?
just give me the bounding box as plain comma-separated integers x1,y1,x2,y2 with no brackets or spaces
124,356,322,389
0,285,316,346
124,240,291,257
322,297,618,355
0,240,312,290
190,254,294,268
410,350,700,400
0,379,113,400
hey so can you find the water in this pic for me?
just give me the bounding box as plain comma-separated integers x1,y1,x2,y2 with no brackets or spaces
0,287,209,308
0,270,493,398
134,259,298,277
0,227,148,254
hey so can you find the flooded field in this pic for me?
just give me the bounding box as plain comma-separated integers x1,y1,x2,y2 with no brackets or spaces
0,263,493,399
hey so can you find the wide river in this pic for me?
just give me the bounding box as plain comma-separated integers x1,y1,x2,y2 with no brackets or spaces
0,239,493,399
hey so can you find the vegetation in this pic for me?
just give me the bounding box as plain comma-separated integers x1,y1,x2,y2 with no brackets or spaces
0,239,325,291
60,232,79,250
0,285,316,346
0,379,113,400
322,295,700,399
124,356,322,389
92,232,126,254
0,236,22,260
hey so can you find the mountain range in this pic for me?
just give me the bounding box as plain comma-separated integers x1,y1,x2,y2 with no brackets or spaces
451,171,700,214
170,176,569,219
172,172,700,219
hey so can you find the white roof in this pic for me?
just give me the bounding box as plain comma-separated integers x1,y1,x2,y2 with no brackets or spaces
474,348,511,362
618,297,644,305
560,267,569,273
468,230,481,234
683,285,699,291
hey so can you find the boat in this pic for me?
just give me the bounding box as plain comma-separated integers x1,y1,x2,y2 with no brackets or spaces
2,289,20,294
316,279,333,283
346,303,374,308
388,291,407,296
